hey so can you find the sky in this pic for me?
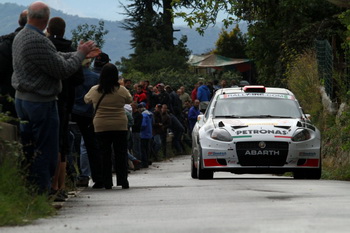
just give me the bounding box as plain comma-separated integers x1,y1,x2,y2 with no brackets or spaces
0,0,192,25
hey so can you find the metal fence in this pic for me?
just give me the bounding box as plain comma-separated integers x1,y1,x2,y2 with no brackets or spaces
315,39,334,99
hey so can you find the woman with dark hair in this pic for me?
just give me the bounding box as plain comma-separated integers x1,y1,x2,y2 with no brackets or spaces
85,63,132,189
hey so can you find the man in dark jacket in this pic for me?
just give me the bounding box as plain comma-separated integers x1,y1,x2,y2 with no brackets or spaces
131,101,143,161
152,104,171,160
47,17,85,200
0,10,27,118
165,85,182,120
155,83,170,107
169,112,185,154
92,52,110,74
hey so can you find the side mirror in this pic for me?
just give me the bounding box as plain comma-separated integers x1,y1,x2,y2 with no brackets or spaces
304,114,311,122
197,113,205,128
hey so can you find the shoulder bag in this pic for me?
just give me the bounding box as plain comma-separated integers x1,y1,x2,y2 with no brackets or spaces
88,92,106,129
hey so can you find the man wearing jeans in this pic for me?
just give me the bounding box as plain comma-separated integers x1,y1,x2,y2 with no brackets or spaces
12,1,96,194
71,59,103,188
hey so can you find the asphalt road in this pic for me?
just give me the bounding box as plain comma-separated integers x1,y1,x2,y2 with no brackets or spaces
2,154,350,233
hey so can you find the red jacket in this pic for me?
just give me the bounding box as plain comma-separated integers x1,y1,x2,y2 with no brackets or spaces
191,88,197,102
133,92,147,104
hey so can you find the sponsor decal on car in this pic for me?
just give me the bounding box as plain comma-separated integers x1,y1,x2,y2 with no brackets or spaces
232,135,253,139
274,135,292,138
220,93,294,99
235,129,288,136
227,160,238,164
208,152,227,156
204,159,227,167
299,152,317,157
245,150,280,155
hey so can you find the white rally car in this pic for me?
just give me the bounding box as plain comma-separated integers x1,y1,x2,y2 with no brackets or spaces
191,85,321,179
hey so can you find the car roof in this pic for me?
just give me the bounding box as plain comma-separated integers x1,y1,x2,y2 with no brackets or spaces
215,86,295,96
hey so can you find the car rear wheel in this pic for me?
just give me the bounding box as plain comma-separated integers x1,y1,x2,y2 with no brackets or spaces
191,156,198,179
197,155,214,179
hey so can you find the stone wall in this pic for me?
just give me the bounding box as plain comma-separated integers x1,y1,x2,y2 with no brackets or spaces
0,122,18,141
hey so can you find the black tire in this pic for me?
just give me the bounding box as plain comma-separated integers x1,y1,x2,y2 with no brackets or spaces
191,156,198,179
294,168,321,180
197,155,214,179
293,170,304,179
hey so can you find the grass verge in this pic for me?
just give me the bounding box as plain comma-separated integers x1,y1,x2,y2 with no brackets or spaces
322,156,350,181
0,139,55,226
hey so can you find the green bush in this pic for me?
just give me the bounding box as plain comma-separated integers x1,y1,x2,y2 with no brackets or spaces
286,50,350,180
0,132,55,226
286,50,324,126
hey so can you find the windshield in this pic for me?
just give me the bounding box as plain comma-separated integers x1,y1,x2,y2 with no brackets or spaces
213,97,302,118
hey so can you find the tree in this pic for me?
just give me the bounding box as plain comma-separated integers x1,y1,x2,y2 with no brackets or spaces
213,26,247,58
175,0,344,86
173,0,237,35
71,20,109,49
120,0,191,74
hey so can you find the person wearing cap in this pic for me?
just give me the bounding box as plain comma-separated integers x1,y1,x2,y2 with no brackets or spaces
93,52,110,74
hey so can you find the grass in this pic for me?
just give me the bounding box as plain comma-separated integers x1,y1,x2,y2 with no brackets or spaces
322,157,350,181
0,139,55,226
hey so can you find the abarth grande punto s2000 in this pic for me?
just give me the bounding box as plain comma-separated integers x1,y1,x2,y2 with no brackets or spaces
191,86,321,179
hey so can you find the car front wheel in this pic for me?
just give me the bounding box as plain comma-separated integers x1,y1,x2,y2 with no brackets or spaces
191,156,198,179
197,154,214,179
